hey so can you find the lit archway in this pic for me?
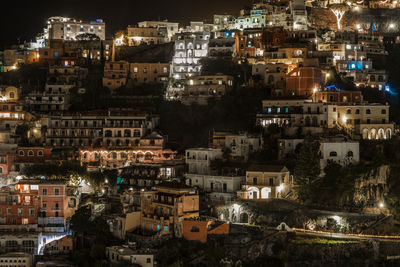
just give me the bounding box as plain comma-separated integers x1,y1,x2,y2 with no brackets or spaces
386,128,392,139
261,187,271,199
370,128,377,140
378,128,385,139
247,187,259,199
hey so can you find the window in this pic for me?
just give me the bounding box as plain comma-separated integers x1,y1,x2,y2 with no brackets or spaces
366,109,371,114
355,109,360,114
269,178,274,186
346,109,351,114
190,226,200,232
28,150,34,156
55,188,60,195
382,109,386,114
42,188,47,195
19,150,24,156
38,150,43,156
347,151,354,157
329,151,337,157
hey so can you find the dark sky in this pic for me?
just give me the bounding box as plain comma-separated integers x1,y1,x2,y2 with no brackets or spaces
1,0,251,48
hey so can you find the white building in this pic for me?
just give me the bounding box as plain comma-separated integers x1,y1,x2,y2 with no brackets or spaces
138,21,179,40
185,148,223,175
185,174,245,201
229,10,267,30
171,32,210,80
45,17,105,41
290,0,308,30
106,246,154,267
320,138,360,170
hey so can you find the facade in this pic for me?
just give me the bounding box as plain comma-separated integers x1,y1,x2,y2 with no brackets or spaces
237,165,292,199
0,233,39,255
229,10,267,30
211,131,263,161
102,61,130,91
140,181,199,237
127,27,168,46
45,17,106,41
106,246,155,267
0,252,32,267
185,174,245,201
213,15,234,30
285,67,322,96
290,0,308,30
130,63,169,83
208,38,236,57
182,219,229,243
43,235,73,255
236,29,264,58
43,111,157,148
320,138,360,169
137,21,180,40
178,75,234,105
171,32,210,80
185,148,223,175
3,49,39,67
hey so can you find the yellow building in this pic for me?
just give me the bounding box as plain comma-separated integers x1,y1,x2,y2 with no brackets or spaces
237,165,292,200
130,63,169,83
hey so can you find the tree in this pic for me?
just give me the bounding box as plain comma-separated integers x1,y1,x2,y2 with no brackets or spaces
294,141,321,201
328,3,350,30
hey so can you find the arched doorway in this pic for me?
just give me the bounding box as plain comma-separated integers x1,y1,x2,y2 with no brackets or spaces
261,187,271,199
362,128,369,139
378,128,385,139
386,128,392,139
370,128,377,140
247,187,259,199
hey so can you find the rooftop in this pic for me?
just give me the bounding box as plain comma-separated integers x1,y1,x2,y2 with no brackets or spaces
247,164,288,173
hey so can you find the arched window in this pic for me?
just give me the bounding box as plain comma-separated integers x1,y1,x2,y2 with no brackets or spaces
381,109,386,114
19,150,24,156
347,151,354,157
37,150,43,156
366,109,371,114
9,92,15,99
329,151,337,157
28,150,34,156
355,109,360,114
346,109,351,114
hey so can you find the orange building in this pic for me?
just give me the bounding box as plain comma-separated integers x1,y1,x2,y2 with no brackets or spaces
182,219,229,243
140,181,199,237
285,67,322,96
0,179,80,231
16,147,53,171
43,235,73,255
315,90,363,104
236,29,264,57
262,26,286,47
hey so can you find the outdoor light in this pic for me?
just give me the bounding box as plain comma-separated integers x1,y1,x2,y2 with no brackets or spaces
356,24,361,29
379,202,384,208
354,6,360,10
389,23,395,29
313,87,318,93
233,203,241,213
341,115,347,124
326,73,330,77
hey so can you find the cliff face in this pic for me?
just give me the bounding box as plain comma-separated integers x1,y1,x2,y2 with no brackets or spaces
308,8,345,30
354,165,389,206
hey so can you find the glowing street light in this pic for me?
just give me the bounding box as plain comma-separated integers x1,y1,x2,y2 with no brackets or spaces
389,23,395,29
379,202,384,208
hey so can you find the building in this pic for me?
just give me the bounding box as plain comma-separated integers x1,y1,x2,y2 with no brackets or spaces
138,21,180,40
185,174,245,201
127,26,168,46
185,148,223,175
290,0,308,30
208,38,236,58
178,75,234,105
140,181,199,237
213,15,234,30
43,235,73,255
182,219,229,243
3,49,39,67
108,211,141,240
210,131,263,161
0,252,32,267
237,165,292,199
43,110,157,148
170,32,210,80
229,10,267,30
315,90,363,103
0,179,79,232
285,67,322,96
0,233,39,255
236,29,264,58
45,17,106,41
130,63,169,83
102,61,130,91
319,138,360,170
106,246,155,267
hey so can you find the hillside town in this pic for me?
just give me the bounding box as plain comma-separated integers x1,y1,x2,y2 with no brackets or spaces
2,0,400,266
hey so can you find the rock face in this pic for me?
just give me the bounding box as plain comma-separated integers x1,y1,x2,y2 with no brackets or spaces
308,8,344,30
354,165,389,206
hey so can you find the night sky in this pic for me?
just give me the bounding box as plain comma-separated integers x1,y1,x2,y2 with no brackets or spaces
1,0,251,48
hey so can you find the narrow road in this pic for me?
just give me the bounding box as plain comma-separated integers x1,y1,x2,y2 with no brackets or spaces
292,228,400,241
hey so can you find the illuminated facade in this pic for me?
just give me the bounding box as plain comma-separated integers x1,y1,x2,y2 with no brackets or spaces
130,63,170,83
137,21,180,40
45,17,106,41
171,32,210,80
140,181,199,237
126,27,168,46
237,165,292,199
229,10,267,30
102,61,130,91
43,111,157,148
